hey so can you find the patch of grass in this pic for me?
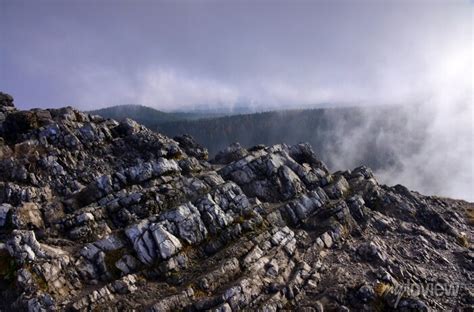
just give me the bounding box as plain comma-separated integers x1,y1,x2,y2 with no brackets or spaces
340,224,350,238
373,282,390,297
234,216,246,224
170,152,184,160
31,270,49,291
167,270,181,278
180,242,194,254
457,232,469,248
372,282,391,312
188,283,208,298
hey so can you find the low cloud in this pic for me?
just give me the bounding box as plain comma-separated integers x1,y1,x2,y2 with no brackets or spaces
1,0,472,200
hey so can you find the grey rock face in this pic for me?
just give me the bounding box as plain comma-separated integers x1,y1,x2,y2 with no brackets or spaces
149,223,183,260
6,230,46,263
218,144,329,202
116,118,142,136
213,142,249,165
324,175,350,199
0,92,15,108
0,96,472,311
282,189,328,225
159,202,208,245
174,134,209,161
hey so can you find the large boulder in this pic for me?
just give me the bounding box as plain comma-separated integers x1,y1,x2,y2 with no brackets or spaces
174,134,209,160
0,92,15,110
2,109,53,143
218,144,329,202
213,142,248,165
125,220,183,265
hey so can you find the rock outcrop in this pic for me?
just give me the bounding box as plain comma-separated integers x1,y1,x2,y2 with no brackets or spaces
0,92,472,311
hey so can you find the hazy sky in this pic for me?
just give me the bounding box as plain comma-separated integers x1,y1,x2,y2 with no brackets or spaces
1,0,471,111
0,0,473,200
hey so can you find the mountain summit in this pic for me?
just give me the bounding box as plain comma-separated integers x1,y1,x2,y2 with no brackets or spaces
0,92,472,311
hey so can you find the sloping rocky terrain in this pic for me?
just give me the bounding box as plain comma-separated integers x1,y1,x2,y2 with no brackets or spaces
0,92,472,311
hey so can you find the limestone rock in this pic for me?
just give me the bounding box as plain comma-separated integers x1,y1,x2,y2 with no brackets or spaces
6,230,46,263
174,134,209,160
0,96,471,311
213,142,248,165
0,92,15,108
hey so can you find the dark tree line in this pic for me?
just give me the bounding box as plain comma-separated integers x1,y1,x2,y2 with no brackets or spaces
155,106,426,172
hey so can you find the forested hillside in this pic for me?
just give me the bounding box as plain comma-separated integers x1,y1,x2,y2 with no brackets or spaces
89,104,206,127
155,106,426,172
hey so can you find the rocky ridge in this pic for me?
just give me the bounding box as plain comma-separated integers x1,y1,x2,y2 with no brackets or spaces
0,92,472,311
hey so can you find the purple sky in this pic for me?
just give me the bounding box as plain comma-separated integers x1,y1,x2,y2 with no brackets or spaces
0,0,472,200
0,0,471,111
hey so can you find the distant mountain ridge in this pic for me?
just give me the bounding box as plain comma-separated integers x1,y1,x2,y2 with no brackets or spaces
88,104,195,127
88,104,246,128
